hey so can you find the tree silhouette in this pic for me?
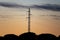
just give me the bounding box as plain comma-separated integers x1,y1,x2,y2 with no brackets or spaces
0,36,4,40
4,34,18,40
0,32,59,40
37,33,57,40
19,32,37,40
58,35,60,40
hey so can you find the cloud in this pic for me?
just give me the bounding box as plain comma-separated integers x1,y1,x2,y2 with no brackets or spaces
0,2,25,8
31,4,60,11
0,15,13,19
0,2,60,11
39,14,60,20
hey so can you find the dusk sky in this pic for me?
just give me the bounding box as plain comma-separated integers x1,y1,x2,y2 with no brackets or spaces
0,0,60,36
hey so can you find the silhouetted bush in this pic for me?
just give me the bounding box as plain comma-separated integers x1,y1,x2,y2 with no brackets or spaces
37,33,57,40
19,32,37,40
0,32,59,40
58,35,60,40
0,36,4,40
4,34,18,40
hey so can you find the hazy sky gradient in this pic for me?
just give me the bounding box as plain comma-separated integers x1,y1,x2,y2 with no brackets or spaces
0,0,60,5
0,7,60,36
0,0,60,36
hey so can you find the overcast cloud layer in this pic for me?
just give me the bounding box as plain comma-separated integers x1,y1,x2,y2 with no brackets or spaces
0,2,60,11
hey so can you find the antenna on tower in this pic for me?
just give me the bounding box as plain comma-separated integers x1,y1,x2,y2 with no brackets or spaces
28,8,31,32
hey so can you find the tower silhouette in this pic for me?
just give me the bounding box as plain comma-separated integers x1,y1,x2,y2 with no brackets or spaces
28,8,31,32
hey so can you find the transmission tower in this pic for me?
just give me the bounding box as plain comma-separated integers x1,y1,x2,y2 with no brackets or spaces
28,8,31,32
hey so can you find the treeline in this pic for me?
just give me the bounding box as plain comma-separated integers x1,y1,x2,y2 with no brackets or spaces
0,32,60,40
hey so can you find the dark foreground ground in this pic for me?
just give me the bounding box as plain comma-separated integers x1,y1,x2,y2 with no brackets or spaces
0,32,60,40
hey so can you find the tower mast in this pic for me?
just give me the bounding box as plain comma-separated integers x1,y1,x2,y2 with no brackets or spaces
28,8,31,32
